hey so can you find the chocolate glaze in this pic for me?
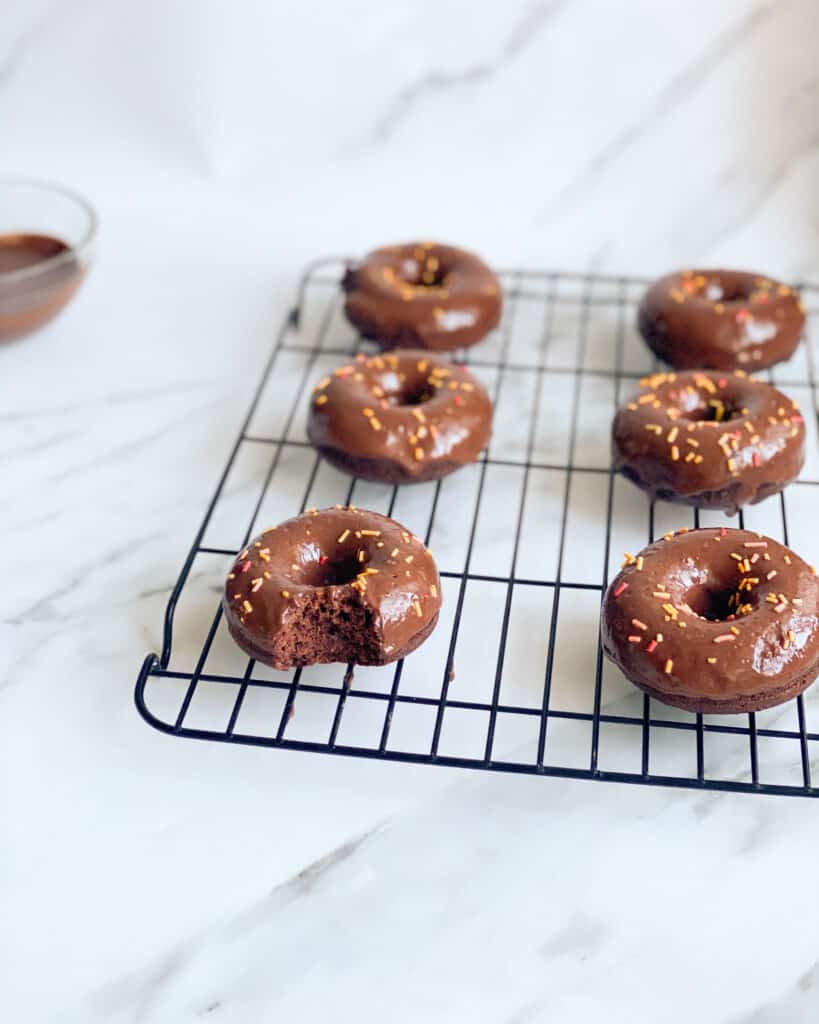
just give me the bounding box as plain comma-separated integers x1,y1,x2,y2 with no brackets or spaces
638,269,805,371
613,370,805,515
307,350,493,484
602,528,819,714
343,241,502,352
223,507,441,670
0,233,83,341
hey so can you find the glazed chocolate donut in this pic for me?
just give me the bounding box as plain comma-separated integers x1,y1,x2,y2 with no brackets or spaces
638,269,805,371
307,350,492,484
602,528,819,714
223,507,441,670
612,370,805,515
343,241,502,351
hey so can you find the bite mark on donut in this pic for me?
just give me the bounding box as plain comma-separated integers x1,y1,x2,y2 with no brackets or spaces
270,588,382,668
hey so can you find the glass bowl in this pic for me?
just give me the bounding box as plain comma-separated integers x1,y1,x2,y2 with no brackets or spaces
0,177,97,341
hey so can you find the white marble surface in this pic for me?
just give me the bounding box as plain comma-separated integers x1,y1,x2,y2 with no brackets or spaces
4,1,819,1020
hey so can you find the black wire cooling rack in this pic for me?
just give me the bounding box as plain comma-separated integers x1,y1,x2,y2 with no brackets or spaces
135,261,819,797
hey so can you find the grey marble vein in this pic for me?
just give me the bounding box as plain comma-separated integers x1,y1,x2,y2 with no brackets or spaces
4,529,163,625
366,0,569,144
0,3,54,88
90,822,387,1022
2,427,81,459
535,1,775,224
44,393,224,485
539,911,608,961
0,378,220,424
731,959,819,1022
693,130,819,258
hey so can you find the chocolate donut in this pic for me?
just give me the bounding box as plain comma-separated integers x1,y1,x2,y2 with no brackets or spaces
602,528,819,714
307,350,492,484
612,370,805,515
343,241,502,351
223,507,441,669
638,269,805,371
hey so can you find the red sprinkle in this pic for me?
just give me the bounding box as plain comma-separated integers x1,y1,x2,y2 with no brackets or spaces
453,395,465,406
718,378,727,388
613,581,629,598
720,527,727,537
646,639,658,653
319,555,329,565
241,560,251,573
752,452,760,467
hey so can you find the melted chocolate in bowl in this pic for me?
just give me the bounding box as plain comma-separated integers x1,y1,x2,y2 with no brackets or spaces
0,233,84,341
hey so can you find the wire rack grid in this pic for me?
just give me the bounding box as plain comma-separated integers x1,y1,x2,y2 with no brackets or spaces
135,260,819,797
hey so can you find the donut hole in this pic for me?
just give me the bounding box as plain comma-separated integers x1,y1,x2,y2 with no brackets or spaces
377,368,435,407
684,583,758,621
683,273,754,304
387,384,434,407
677,395,745,424
398,255,449,288
703,279,753,303
300,553,363,588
